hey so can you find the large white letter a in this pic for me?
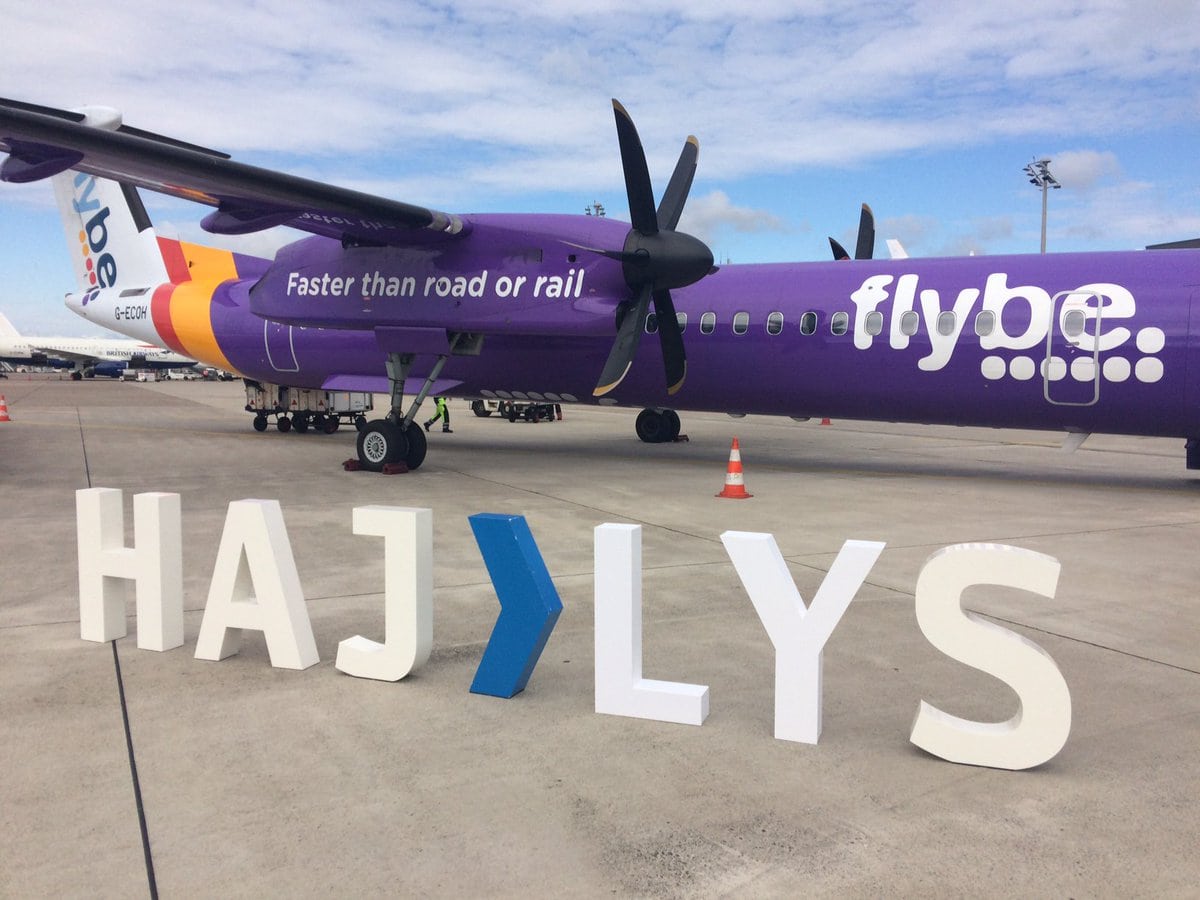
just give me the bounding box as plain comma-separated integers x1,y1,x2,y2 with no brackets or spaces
195,499,318,670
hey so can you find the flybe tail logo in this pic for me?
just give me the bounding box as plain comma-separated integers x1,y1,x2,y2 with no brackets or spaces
71,173,118,288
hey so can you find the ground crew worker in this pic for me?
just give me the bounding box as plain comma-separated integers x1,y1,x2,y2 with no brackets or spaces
424,396,452,433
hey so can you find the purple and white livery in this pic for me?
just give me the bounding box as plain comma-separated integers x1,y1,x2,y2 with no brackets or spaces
2,96,1198,471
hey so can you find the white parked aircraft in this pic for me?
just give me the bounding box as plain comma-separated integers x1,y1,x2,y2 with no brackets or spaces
0,311,196,378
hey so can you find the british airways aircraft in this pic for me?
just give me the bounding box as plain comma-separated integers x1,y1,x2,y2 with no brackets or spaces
2,96,1198,472
0,311,196,378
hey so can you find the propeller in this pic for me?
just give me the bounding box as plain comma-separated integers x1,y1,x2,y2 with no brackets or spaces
591,100,714,397
829,203,875,260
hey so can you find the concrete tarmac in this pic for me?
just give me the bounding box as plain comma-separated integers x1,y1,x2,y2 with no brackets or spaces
1,375,1198,897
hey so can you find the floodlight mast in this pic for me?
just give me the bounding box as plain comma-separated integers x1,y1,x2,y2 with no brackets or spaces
1023,158,1060,254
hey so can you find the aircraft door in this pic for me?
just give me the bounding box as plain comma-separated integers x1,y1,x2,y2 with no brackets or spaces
264,320,300,373
1044,289,1102,406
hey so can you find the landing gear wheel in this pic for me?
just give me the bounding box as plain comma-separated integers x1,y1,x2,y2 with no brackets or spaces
293,413,310,433
403,423,427,470
71,370,82,381
277,416,292,433
356,420,408,472
471,399,493,418
253,414,268,432
636,408,664,443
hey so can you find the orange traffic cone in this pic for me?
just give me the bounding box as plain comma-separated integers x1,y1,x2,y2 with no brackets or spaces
0,396,10,423
820,417,831,426
716,437,752,499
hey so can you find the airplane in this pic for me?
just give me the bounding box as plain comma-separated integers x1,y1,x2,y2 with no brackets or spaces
2,96,1200,475
0,309,197,379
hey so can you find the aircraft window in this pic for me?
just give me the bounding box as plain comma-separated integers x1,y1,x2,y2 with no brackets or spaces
830,311,849,336
676,312,687,332
700,312,716,335
645,312,658,334
900,310,919,336
766,312,784,335
974,310,995,337
864,311,884,336
733,312,750,335
799,311,818,335
1063,309,1087,338
936,311,956,336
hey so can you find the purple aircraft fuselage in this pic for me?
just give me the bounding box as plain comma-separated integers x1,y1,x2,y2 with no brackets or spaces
4,95,1199,469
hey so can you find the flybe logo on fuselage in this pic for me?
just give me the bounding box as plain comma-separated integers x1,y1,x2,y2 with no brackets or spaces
72,174,118,288
846,271,1164,384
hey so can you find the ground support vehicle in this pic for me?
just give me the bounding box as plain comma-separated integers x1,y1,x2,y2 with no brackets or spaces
471,398,563,423
244,381,373,434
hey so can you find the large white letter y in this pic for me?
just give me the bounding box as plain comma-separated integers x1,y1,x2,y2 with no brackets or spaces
721,532,884,743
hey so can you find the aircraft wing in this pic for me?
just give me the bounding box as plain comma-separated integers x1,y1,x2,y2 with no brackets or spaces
0,97,466,248
26,344,98,365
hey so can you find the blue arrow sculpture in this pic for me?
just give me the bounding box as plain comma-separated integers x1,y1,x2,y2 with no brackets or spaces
469,513,563,698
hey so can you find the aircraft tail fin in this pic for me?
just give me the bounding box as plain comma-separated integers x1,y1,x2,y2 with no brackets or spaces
0,311,20,338
50,167,268,292
50,167,169,293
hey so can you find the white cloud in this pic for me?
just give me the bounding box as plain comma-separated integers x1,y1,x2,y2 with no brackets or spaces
1,0,1198,301
1047,150,1121,191
680,190,787,246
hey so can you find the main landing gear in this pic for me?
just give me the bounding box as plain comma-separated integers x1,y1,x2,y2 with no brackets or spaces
635,407,682,443
354,336,480,472
356,418,427,471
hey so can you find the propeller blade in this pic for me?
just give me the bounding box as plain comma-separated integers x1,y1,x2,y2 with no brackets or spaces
657,136,699,232
612,99,658,236
855,203,875,260
652,289,687,394
593,285,653,397
561,239,627,262
829,237,850,261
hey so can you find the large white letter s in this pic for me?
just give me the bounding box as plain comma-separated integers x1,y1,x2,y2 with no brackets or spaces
910,543,1071,770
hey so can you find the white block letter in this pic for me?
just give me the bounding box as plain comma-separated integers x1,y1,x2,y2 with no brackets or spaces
195,499,318,670
336,506,433,681
721,532,885,743
594,524,709,725
76,488,184,651
910,543,1071,770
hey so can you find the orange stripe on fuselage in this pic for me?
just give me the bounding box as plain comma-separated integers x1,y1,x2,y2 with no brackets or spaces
152,238,240,369
156,236,241,284
178,241,240,282
165,280,234,371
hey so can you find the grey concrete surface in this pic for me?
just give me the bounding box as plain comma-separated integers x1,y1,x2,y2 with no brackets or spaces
1,375,1197,897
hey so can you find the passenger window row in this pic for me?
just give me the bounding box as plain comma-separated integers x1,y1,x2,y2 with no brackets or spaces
644,309,1001,338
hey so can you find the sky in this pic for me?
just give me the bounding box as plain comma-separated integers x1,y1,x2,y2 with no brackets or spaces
1,0,1198,335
